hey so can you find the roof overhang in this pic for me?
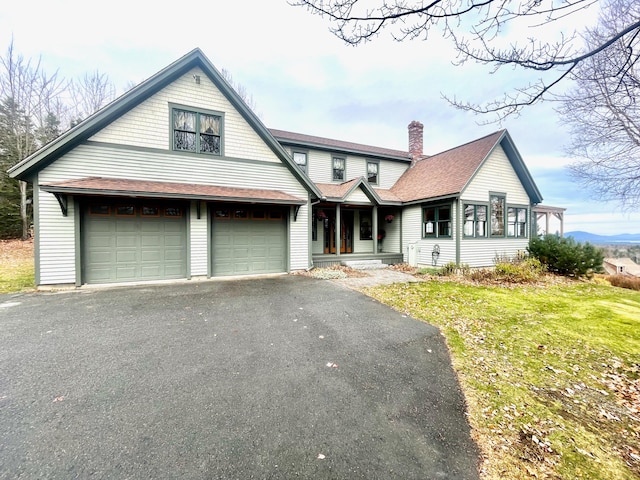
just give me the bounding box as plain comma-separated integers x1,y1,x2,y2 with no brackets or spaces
40,177,307,206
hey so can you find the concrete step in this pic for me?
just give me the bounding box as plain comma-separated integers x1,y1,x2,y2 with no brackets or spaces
341,259,388,270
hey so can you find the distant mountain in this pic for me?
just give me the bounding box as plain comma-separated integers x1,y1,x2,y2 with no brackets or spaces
565,231,640,244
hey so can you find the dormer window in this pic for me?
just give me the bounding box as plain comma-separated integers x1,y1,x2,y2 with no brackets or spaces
172,106,223,155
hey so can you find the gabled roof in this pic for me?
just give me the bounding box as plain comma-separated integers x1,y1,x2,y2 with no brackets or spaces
8,49,322,199
270,129,412,162
315,177,402,206
40,177,306,205
391,130,543,204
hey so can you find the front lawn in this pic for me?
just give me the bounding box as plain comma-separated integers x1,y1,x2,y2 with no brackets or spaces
0,239,35,294
366,279,640,479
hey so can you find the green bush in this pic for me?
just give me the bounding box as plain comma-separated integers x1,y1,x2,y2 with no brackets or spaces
528,235,604,278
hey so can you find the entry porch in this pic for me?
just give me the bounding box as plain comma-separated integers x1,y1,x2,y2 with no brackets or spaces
311,203,403,267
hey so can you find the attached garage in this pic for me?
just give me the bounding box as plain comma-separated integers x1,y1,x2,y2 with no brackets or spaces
211,205,287,276
81,201,188,284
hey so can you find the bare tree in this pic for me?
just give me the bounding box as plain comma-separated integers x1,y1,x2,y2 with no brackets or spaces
292,0,640,121
558,0,640,208
220,68,260,116
69,70,116,125
0,39,65,239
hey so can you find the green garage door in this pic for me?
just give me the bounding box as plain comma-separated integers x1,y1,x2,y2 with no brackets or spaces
212,206,287,276
82,202,187,284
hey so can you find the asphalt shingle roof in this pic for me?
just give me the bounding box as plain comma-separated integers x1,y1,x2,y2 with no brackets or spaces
391,130,505,202
270,129,412,161
41,177,306,204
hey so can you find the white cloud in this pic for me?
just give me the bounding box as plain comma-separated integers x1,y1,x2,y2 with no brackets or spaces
1,0,638,236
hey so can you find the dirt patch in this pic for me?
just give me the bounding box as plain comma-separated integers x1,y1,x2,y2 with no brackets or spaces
0,238,34,265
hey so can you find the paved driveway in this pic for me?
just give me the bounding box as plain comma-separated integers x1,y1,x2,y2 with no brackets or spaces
0,276,478,479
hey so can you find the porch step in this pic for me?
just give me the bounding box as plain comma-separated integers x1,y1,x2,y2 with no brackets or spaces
341,259,388,270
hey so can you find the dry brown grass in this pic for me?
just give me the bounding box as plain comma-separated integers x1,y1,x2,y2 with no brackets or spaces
0,238,35,293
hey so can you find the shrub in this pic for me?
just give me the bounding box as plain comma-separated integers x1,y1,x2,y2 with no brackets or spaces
608,275,640,291
494,257,545,282
441,262,458,276
528,235,604,278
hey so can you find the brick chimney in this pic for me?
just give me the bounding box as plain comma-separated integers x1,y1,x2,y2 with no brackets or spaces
408,120,423,162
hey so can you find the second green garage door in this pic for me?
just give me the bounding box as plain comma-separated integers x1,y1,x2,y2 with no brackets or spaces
211,206,287,276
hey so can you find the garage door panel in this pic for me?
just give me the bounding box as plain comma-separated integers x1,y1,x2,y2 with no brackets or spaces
83,203,187,284
116,236,137,248
116,266,137,280
164,235,183,247
212,215,286,276
116,251,138,263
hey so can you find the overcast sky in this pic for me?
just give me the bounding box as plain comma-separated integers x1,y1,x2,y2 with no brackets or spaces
2,0,638,235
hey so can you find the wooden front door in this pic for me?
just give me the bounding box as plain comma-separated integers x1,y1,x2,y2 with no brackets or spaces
324,210,353,254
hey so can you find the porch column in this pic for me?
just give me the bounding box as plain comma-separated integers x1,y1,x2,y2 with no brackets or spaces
546,212,550,236
372,205,378,253
335,204,341,258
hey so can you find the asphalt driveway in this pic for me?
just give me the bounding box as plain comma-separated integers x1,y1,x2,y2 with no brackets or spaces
0,275,478,479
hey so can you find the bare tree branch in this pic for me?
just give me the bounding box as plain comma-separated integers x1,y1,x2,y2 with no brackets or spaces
292,0,640,120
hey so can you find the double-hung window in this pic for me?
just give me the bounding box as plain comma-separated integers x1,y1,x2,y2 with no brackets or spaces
172,107,222,155
333,157,345,181
464,204,487,237
507,207,528,237
293,151,308,173
423,205,452,238
367,161,378,184
490,194,506,237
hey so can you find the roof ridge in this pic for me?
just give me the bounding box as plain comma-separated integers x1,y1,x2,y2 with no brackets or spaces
269,128,411,158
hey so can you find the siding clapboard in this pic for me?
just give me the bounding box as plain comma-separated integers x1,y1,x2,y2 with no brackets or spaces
459,145,533,267
89,67,279,163
305,150,408,188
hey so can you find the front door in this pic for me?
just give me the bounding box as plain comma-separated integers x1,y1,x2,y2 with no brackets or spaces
324,210,353,254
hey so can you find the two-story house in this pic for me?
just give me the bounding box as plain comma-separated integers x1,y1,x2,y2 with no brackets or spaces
8,48,556,287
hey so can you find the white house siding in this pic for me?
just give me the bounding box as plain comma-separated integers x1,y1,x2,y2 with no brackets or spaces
344,188,371,204
401,204,456,266
190,201,208,276
459,237,530,267
459,145,532,267
89,67,279,164
36,144,309,285
312,218,325,255
37,189,77,284
289,204,309,270
461,146,530,204
380,211,401,254
304,149,409,187
377,161,409,190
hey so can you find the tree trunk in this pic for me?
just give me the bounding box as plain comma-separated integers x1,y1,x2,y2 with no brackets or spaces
19,180,28,240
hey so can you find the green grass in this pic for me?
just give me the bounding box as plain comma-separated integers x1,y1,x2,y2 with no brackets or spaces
366,279,640,480
0,260,34,294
